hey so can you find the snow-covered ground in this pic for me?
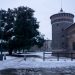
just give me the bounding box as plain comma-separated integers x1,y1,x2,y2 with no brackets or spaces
0,52,75,70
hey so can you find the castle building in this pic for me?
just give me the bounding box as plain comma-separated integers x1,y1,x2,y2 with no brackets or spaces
50,8,74,52
66,23,75,51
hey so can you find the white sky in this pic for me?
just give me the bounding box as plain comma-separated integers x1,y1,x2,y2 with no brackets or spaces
0,0,75,40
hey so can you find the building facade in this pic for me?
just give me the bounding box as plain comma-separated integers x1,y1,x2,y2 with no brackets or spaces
66,23,75,51
30,40,52,51
50,9,74,51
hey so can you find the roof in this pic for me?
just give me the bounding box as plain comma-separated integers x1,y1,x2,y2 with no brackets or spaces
65,23,75,31
50,9,74,19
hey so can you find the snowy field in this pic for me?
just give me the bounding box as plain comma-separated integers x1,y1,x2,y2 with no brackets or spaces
0,52,75,70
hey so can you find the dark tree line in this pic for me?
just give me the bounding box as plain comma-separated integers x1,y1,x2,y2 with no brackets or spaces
0,6,45,55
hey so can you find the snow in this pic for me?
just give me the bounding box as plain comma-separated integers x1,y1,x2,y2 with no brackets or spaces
18,52,44,57
11,36,15,40
7,28,13,32
0,52,75,70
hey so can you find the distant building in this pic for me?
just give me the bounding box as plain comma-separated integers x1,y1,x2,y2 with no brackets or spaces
42,40,52,51
30,40,52,51
50,8,74,52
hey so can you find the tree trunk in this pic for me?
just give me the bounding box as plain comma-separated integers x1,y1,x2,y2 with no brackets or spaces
23,49,24,53
14,49,17,53
9,50,12,55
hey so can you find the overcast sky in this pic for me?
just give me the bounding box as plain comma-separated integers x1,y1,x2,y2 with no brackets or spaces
0,0,75,40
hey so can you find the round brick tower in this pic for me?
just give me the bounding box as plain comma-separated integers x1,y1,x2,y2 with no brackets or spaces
50,9,74,50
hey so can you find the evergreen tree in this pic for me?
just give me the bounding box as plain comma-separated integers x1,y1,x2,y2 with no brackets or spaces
35,34,45,48
14,6,40,52
3,8,15,55
0,6,45,55
0,9,7,54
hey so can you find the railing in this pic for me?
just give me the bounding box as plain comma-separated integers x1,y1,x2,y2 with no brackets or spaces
43,52,75,61
12,51,75,61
